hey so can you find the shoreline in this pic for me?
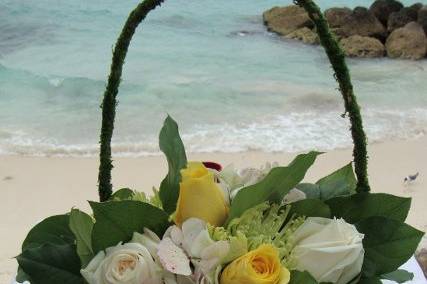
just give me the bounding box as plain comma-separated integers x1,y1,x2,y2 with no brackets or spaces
1,136,426,281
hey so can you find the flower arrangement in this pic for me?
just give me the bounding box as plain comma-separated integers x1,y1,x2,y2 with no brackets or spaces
14,0,424,284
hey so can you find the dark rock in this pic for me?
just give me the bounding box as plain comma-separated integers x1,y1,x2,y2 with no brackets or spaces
325,7,352,28
386,22,427,59
332,7,386,40
340,35,385,58
410,3,424,13
369,0,404,26
285,27,319,45
418,6,427,34
263,6,313,36
388,7,419,32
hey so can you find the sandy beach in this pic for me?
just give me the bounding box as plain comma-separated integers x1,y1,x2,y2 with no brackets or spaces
1,137,426,282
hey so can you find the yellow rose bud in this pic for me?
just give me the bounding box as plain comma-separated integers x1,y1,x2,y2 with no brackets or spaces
220,244,290,284
175,162,229,227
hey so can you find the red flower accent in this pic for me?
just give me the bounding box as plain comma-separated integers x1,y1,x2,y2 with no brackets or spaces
202,161,222,172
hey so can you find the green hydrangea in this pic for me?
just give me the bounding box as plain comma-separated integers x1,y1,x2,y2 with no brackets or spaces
208,224,248,264
112,187,163,209
226,202,304,269
132,187,163,208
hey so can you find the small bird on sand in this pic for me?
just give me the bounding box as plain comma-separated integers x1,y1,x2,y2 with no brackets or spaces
404,172,419,184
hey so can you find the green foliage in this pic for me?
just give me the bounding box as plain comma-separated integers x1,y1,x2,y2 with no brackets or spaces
316,163,356,199
17,214,80,284
357,216,424,277
289,270,319,284
296,163,356,200
22,215,74,251
288,199,331,219
17,243,83,284
358,277,382,284
69,209,94,268
326,193,411,224
295,183,320,199
228,151,320,221
16,266,31,283
110,187,163,209
90,200,170,253
381,269,414,283
110,188,134,200
159,115,188,214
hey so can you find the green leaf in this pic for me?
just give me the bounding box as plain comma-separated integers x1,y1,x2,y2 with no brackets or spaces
228,152,320,221
69,209,94,268
90,200,170,253
159,115,187,214
296,183,320,199
356,216,424,277
288,199,331,219
109,188,134,201
381,269,414,283
16,266,32,283
16,243,83,284
22,214,74,251
296,163,356,201
316,163,356,200
326,193,411,224
358,277,382,284
289,270,319,284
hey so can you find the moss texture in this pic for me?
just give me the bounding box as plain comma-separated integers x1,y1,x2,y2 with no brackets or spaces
98,0,165,201
295,0,371,193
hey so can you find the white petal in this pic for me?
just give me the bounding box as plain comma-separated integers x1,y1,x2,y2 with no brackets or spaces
131,231,160,257
292,217,364,284
282,188,307,204
80,250,106,284
170,226,184,247
181,218,206,253
158,237,192,276
190,229,215,258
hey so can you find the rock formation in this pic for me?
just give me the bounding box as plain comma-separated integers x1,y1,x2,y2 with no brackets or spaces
263,1,427,60
341,35,385,58
369,0,403,26
386,22,427,60
263,6,313,36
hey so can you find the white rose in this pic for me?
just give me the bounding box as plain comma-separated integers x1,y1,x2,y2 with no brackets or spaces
81,242,163,284
292,217,364,284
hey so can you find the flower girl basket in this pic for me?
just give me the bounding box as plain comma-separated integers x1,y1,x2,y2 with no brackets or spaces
15,0,424,284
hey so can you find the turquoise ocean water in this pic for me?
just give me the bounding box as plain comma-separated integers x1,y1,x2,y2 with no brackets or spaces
1,0,426,156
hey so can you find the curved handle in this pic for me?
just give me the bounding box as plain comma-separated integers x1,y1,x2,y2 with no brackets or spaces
98,0,165,201
295,0,370,193
98,0,371,202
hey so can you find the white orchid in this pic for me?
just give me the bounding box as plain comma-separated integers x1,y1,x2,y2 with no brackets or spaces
158,218,231,284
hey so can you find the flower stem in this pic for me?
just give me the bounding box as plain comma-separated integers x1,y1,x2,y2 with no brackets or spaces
98,0,165,202
295,0,371,193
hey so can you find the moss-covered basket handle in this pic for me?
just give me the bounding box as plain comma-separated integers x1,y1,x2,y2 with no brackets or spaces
97,0,370,202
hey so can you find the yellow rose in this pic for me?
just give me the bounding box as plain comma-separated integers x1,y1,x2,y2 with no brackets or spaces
175,162,229,227
220,244,290,284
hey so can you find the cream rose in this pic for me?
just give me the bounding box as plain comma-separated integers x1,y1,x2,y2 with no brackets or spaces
292,217,364,284
81,242,163,284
